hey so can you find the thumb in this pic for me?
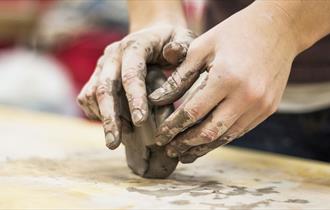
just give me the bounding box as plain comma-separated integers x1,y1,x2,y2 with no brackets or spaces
162,28,196,66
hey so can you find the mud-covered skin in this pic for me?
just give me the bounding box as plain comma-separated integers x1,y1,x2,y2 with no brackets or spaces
76,26,195,150
148,2,309,163
168,139,229,164
77,25,195,150
118,25,195,127
121,67,178,178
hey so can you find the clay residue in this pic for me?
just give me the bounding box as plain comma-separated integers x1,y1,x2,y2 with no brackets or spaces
2,156,313,209
122,67,179,179
170,200,190,205
285,199,309,204
127,179,281,200
163,42,187,65
155,108,195,145
149,68,200,106
255,187,279,195
200,199,274,210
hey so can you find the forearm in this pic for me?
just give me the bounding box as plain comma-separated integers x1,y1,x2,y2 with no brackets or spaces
254,0,330,53
127,0,186,32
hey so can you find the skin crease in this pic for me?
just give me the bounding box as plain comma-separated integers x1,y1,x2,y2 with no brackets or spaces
78,0,330,162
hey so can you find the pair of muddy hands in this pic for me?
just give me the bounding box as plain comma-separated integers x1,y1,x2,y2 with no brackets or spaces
77,5,297,177
77,26,211,158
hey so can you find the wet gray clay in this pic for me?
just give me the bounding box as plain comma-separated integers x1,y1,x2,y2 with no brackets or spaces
121,66,178,178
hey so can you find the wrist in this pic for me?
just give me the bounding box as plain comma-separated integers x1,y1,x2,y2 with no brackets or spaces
247,1,304,56
129,17,187,33
253,0,330,54
128,0,187,33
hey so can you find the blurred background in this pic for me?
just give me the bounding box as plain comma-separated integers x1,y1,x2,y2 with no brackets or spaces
0,0,129,116
0,0,203,117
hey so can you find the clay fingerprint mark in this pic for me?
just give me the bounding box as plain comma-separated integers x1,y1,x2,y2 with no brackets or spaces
285,199,309,204
127,179,310,208
201,198,309,210
170,200,190,205
127,181,280,199
201,199,274,210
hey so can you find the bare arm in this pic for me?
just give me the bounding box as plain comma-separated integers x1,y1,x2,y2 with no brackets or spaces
128,0,186,32
261,0,330,53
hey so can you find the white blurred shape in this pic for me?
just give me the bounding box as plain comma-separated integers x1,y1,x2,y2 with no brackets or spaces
0,48,78,115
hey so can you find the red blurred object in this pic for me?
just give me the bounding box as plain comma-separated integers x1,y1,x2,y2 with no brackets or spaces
0,0,54,14
54,29,124,92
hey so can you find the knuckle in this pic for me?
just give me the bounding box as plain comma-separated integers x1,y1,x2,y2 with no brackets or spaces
187,40,199,55
226,124,244,138
166,73,180,89
104,42,120,55
95,84,108,98
243,82,266,102
183,107,200,122
96,56,105,67
122,70,140,85
85,89,95,101
76,94,85,106
121,38,141,51
226,130,241,139
102,116,114,127
77,86,94,105
182,29,197,41
200,127,219,143
221,69,244,87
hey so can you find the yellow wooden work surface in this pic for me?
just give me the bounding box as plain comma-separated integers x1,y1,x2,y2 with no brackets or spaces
0,106,329,209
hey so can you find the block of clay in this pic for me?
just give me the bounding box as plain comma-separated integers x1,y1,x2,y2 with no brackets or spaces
120,66,178,178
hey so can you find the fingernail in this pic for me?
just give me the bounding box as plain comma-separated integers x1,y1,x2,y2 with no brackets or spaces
132,109,144,124
170,42,184,52
149,88,166,100
105,132,117,149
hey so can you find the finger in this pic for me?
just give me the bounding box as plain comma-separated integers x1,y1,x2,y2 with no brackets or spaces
121,40,149,126
76,57,104,119
243,109,277,135
77,86,100,120
149,43,207,106
145,68,175,127
155,72,229,146
165,97,249,156
179,138,229,164
77,96,98,120
96,44,122,149
83,57,106,118
223,97,278,140
219,108,264,142
163,28,196,65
